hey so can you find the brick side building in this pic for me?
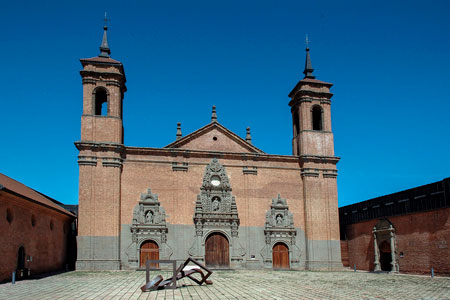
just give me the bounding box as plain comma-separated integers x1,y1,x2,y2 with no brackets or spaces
75,26,342,271
340,178,450,275
0,173,77,282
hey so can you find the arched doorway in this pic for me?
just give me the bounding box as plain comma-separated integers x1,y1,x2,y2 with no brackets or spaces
379,241,392,271
140,240,159,268
272,242,290,269
17,246,25,271
205,232,229,268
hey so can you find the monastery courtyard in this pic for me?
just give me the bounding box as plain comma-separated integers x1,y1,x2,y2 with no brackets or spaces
1,269,449,300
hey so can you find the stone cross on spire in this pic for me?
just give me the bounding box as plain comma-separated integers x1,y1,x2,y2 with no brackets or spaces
99,12,111,58
303,34,315,79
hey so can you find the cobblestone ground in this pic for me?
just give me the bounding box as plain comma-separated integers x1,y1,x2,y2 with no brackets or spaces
1,270,449,300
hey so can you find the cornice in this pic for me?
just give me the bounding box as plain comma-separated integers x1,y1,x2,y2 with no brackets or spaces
300,154,340,164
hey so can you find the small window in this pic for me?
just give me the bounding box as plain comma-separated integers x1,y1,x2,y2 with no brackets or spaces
50,220,54,231
312,106,323,131
31,215,36,227
94,88,108,116
6,208,13,224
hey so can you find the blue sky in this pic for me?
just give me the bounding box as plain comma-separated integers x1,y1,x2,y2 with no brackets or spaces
1,1,449,206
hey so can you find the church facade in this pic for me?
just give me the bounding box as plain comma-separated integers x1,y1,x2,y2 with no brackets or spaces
75,26,342,270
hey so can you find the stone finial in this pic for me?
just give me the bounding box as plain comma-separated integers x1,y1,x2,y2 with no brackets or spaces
176,122,182,140
211,105,217,122
245,127,252,144
99,12,111,58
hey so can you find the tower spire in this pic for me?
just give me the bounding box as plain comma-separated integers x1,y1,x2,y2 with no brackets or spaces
303,35,315,79
99,12,111,58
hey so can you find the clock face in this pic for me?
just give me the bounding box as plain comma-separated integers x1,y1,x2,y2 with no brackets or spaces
211,176,221,187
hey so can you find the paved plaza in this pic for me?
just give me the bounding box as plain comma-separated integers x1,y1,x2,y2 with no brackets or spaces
1,269,449,300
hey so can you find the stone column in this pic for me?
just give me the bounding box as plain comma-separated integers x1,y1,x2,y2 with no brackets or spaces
372,227,381,271
389,226,399,272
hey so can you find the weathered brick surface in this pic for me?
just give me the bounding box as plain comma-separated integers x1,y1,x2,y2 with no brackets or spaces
0,193,74,282
345,207,450,275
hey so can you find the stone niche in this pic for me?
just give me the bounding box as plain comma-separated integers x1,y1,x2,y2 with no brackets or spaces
260,194,301,268
126,188,172,268
188,158,245,266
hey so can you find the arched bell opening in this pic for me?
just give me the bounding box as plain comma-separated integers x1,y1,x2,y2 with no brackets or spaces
205,232,229,269
272,242,290,270
140,240,159,269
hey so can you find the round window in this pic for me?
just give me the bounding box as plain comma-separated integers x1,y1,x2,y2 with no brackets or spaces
210,176,221,187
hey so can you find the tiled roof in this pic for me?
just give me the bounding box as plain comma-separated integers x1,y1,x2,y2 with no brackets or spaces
0,173,75,217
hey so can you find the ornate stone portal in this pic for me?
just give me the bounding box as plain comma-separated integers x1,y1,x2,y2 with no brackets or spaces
126,188,172,268
372,219,399,272
188,158,245,266
260,194,300,268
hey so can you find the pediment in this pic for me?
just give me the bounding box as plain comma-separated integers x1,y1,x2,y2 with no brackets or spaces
165,122,264,153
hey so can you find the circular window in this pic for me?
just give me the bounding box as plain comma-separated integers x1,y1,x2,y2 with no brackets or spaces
31,215,36,227
213,136,218,141
50,220,54,230
211,176,221,187
6,208,13,224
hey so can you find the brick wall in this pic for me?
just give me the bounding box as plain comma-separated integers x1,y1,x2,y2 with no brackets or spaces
344,207,450,275
0,193,75,282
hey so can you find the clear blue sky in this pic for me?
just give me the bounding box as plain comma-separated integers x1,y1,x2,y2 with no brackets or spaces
1,1,449,206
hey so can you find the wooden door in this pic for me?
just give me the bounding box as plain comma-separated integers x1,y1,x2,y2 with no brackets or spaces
272,242,290,269
140,240,159,268
205,233,229,268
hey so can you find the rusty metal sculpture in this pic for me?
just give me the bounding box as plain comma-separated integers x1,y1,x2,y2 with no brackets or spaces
140,258,213,292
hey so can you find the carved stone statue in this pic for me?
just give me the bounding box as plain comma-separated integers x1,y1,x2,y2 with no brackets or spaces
276,214,283,225
145,210,153,224
212,197,220,212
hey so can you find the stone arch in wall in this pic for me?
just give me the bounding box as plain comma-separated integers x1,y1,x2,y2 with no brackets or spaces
372,219,399,272
188,158,245,267
260,194,301,269
126,188,172,269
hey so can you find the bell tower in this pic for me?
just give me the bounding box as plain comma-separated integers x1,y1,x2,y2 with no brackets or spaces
79,23,126,143
289,42,342,270
76,22,127,270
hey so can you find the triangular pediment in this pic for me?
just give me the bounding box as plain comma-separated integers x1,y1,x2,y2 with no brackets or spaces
165,122,264,153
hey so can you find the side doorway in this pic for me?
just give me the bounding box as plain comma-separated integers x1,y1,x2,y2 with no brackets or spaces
140,240,159,269
205,232,229,268
272,242,290,270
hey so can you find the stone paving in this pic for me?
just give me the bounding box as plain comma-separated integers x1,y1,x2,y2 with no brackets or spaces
0,270,449,300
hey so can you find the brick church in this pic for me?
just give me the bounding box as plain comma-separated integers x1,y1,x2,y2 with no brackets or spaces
75,25,342,270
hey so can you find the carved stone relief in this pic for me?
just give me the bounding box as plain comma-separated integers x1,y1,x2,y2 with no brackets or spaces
125,188,172,268
188,158,245,266
260,194,300,268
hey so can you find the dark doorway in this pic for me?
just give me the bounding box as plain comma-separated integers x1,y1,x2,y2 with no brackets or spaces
379,241,392,271
205,232,229,268
17,246,25,270
140,240,159,268
272,242,290,269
